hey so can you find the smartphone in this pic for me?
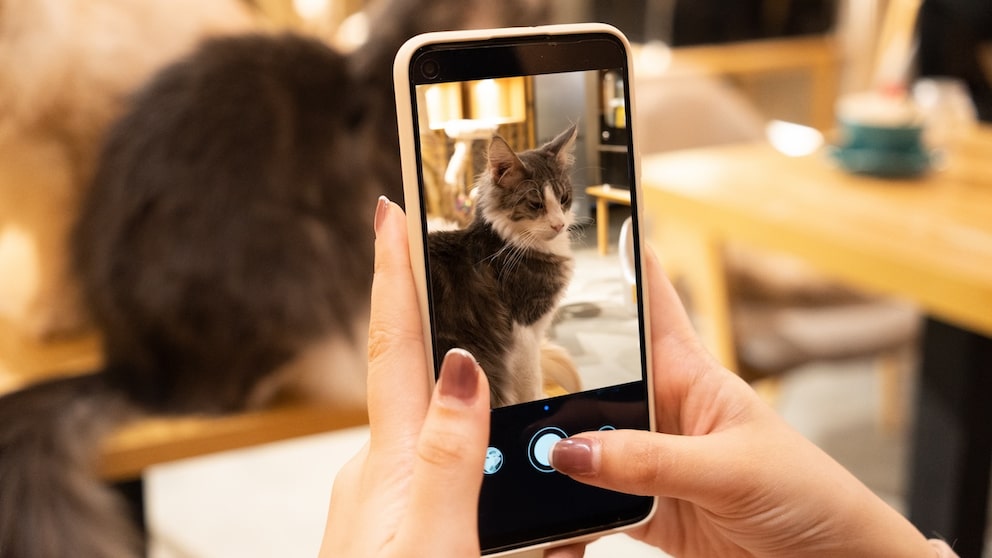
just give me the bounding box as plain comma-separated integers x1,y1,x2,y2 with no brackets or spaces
394,24,655,555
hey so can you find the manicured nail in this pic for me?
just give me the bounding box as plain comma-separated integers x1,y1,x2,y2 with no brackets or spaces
374,195,390,236
438,348,479,403
551,437,599,476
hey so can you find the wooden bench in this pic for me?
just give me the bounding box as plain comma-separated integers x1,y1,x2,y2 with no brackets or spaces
0,317,368,483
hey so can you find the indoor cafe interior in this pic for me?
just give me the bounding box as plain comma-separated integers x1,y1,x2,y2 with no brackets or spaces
0,0,989,556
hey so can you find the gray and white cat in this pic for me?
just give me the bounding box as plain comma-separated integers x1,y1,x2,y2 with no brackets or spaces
428,125,578,407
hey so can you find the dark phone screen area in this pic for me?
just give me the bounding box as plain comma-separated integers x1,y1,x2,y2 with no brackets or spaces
479,382,653,553
409,33,627,85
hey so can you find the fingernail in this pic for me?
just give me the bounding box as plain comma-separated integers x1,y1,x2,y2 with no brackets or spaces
551,437,599,476
374,196,390,237
438,348,479,404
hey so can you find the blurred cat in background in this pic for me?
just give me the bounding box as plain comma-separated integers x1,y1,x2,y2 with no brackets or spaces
0,0,254,339
0,0,548,556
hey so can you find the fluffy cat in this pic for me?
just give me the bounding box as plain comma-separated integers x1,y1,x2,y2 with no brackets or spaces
0,0,253,339
428,125,578,407
0,0,549,556
70,33,378,415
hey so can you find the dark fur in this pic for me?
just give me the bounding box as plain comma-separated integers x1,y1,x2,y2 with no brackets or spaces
428,126,576,407
0,0,550,555
0,376,139,558
74,33,376,413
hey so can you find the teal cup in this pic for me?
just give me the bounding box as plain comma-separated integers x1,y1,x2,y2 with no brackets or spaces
837,118,925,152
832,117,931,178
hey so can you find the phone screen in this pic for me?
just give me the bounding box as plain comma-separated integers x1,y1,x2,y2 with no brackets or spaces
398,28,653,554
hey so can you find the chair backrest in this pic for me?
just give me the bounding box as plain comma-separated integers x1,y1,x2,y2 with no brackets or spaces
634,71,766,155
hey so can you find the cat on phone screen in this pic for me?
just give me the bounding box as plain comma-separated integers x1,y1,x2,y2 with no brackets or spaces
427,124,580,407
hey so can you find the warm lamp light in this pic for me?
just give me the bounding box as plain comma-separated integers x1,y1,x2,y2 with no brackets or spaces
468,77,527,124
424,82,464,130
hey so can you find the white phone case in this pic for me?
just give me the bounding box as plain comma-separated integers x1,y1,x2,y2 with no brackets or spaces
393,23,655,555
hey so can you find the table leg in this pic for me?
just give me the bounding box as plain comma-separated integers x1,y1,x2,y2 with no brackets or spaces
907,318,992,558
596,198,609,256
657,223,738,372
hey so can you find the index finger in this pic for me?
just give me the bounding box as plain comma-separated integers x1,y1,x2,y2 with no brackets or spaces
367,196,431,448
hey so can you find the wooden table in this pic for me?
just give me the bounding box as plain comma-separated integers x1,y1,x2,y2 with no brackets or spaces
641,128,992,557
585,185,631,255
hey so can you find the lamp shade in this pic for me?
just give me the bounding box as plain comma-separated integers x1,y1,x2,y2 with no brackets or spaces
468,77,527,124
424,82,464,130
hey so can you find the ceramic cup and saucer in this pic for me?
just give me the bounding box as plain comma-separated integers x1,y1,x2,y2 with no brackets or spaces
829,90,933,178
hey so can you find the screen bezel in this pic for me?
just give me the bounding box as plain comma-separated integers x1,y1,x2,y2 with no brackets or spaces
395,25,656,555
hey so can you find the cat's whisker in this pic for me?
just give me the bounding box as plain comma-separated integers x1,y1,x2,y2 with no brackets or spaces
501,232,541,277
571,214,594,228
501,240,529,277
484,244,514,270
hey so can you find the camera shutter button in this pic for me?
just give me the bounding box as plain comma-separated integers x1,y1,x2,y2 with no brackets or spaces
528,427,567,473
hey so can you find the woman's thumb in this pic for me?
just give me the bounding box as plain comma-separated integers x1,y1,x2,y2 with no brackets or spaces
403,349,491,537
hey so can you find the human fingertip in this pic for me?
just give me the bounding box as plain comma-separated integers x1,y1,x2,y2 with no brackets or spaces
374,195,390,237
550,437,599,476
438,348,480,404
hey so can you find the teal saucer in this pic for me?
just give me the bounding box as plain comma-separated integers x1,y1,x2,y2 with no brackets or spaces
829,145,933,178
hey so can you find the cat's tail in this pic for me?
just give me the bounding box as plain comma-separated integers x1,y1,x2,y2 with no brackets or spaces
0,373,142,558
541,340,582,396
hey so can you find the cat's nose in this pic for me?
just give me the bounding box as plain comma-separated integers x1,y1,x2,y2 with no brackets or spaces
551,223,565,233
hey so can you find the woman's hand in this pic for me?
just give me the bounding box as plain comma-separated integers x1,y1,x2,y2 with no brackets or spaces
321,196,945,558
319,197,491,557
549,249,936,558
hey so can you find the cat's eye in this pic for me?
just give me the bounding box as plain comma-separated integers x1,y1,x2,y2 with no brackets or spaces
528,200,543,211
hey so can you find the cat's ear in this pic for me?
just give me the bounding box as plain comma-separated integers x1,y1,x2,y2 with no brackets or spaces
488,135,525,187
542,123,578,169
